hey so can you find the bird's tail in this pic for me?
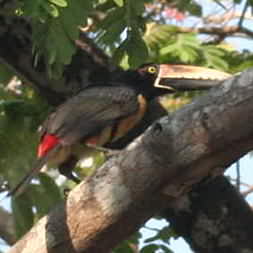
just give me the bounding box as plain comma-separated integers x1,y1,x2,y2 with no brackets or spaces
6,144,62,198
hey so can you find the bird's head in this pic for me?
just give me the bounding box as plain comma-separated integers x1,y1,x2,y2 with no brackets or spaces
134,63,231,98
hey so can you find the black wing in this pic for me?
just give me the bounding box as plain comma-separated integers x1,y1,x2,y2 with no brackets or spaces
42,85,140,145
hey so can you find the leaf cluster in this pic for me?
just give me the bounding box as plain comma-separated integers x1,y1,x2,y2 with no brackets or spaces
0,66,62,239
19,0,91,78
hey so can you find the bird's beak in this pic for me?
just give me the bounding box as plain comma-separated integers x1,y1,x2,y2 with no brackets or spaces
154,64,231,91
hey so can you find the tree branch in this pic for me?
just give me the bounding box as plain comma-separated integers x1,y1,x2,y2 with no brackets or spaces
7,68,253,252
179,25,253,39
164,176,253,253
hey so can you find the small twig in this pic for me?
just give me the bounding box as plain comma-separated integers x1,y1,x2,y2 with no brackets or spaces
178,25,253,39
236,160,240,191
242,185,253,197
213,0,228,10
238,0,249,27
239,26,253,37
230,178,251,188
230,178,253,197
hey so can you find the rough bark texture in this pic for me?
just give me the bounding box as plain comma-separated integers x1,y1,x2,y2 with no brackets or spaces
164,176,253,253
7,69,253,253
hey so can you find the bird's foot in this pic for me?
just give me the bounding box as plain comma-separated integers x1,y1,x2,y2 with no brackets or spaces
104,149,121,160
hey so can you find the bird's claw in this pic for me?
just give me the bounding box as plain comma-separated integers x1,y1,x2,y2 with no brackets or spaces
104,149,121,159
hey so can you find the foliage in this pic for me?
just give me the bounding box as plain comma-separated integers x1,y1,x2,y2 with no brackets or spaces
22,0,91,78
1,0,253,252
95,0,149,68
140,225,176,253
113,231,142,253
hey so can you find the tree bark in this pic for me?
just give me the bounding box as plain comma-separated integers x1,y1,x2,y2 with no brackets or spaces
164,176,253,253
7,69,253,253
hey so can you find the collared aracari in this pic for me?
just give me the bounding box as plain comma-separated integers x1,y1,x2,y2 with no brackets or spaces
8,64,231,197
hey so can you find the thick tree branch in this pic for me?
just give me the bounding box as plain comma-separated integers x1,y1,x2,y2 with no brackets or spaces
164,176,253,253
7,68,253,252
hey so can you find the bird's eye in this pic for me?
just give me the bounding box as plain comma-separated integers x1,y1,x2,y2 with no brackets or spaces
147,66,157,74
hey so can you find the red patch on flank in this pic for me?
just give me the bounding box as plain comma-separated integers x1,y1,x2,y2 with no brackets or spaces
37,134,59,158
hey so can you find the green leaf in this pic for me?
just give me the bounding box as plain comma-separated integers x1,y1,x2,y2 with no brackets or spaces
22,0,42,18
125,29,149,68
176,0,202,17
236,59,253,72
96,0,146,59
187,2,202,16
144,226,177,244
30,0,91,78
48,0,68,7
60,0,91,37
38,16,75,77
201,45,228,71
0,90,47,193
140,243,173,253
113,0,124,7
0,64,14,85
98,20,125,45
39,173,62,201
128,0,145,16
160,33,200,63
1,100,25,116
42,3,59,17
144,24,179,49
12,192,34,238
140,244,159,253
113,44,127,66
28,173,62,217
96,7,126,45
159,245,174,253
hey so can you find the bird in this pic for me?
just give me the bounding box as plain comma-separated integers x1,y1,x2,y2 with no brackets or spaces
7,64,231,197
